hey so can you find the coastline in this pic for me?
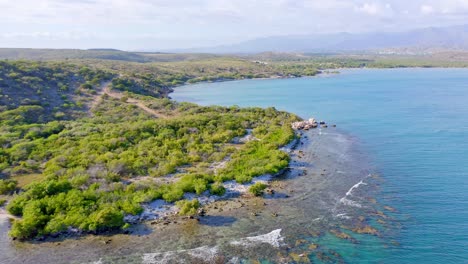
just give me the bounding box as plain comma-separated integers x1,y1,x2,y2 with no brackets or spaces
0,125,383,264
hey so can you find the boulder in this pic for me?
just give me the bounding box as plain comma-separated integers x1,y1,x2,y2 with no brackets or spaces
291,117,320,130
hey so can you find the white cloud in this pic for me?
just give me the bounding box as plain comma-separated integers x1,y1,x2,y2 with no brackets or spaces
354,2,394,17
1,0,468,49
356,3,380,15
421,5,435,15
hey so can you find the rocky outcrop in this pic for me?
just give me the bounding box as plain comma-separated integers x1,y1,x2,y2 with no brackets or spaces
292,118,320,130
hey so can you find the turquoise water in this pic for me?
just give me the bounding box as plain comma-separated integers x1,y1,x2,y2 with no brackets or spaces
172,68,468,263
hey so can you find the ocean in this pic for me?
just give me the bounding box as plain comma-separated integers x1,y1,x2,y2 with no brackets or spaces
172,68,468,263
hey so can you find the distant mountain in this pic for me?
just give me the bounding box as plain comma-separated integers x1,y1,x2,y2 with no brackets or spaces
179,25,468,54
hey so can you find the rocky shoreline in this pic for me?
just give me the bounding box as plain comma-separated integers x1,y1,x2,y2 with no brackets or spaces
292,118,335,130
3,117,330,243
3,123,304,242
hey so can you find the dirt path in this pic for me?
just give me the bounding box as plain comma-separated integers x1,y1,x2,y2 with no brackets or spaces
91,81,168,119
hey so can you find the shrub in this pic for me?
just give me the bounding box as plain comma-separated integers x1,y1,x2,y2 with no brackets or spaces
162,188,184,202
176,199,200,216
89,206,124,231
0,179,17,195
249,182,267,197
209,182,226,196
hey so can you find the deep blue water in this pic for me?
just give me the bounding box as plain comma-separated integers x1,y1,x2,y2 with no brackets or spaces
172,69,468,263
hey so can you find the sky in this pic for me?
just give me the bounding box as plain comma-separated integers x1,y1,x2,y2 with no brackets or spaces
1,0,468,50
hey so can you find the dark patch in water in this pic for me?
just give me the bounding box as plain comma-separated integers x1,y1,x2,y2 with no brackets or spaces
198,216,237,227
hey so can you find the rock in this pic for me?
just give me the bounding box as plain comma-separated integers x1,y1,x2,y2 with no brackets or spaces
289,252,311,263
292,118,320,130
308,231,321,237
308,243,319,250
330,229,358,243
295,239,308,246
352,225,379,235
319,121,326,125
197,208,207,216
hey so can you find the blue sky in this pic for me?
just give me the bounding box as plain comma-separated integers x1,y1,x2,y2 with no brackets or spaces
1,0,468,50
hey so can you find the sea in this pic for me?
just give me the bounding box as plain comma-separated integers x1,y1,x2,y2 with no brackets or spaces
171,68,468,264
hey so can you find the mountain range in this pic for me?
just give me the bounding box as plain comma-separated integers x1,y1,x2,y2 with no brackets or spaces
174,24,468,54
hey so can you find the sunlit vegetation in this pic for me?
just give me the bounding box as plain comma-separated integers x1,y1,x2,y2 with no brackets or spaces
0,179,17,195
249,182,268,197
176,199,200,216
0,61,113,122
0,59,299,239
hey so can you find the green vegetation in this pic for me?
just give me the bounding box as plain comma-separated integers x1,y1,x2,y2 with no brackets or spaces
176,199,200,216
209,182,226,196
0,179,17,195
0,58,299,239
249,182,268,197
2,99,296,239
0,60,113,121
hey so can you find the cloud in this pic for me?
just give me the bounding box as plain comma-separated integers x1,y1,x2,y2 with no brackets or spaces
421,5,435,15
354,2,394,17
1,0,468,49
1,31,97,40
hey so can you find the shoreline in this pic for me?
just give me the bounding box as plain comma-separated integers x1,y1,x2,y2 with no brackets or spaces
167,71,324,97
1,129,305,242
168,66,468,99
0,125,387,264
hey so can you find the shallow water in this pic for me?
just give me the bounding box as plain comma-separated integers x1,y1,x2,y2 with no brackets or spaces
0,127,379,263
172,68,468,263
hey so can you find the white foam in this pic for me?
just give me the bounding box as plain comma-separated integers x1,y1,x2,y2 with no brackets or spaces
142,245,219,264
338,179,368,208
339,197,362,208
345,180,367,197
335,213,351,219
230,229,285,248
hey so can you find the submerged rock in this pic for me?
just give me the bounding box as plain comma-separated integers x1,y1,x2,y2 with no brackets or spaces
308,243,319,250
352,225,379,235
289,252,311,263
330,229,358,243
